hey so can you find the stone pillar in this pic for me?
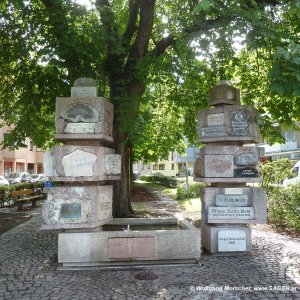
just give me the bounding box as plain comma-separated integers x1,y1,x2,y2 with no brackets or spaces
194,81,267,253
42,78,121,230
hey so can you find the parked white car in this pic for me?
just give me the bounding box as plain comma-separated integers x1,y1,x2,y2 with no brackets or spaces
30,174,48,183
7,172,31,184
0,176,9,186
282,160,300,186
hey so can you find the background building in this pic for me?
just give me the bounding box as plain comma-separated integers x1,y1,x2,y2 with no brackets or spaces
0,125,44,176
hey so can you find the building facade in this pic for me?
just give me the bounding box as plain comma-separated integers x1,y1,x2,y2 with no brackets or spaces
134,146,200,177
0,125,44,176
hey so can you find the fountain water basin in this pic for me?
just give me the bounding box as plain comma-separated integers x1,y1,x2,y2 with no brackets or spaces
58,217,201,268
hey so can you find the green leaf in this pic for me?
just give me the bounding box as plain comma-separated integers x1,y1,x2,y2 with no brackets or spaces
193,0,210,14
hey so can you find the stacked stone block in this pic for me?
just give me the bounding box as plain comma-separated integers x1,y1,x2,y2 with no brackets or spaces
194,81,267,253
42,78,121,230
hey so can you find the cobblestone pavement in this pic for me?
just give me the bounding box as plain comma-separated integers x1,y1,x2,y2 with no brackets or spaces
0,206,299,299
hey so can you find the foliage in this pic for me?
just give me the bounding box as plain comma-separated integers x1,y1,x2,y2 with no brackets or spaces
260,158,294,187
176,182,207,200
139,174,178,188
267,185,300,233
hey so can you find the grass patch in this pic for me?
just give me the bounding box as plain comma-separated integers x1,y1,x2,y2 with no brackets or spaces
178,198,201,212
133,180,177,199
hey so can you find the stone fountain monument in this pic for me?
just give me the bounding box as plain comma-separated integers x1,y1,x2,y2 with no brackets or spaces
42,79,201,268
194,81,267,253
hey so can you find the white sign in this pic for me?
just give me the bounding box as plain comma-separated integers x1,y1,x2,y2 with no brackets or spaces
216,194,248,207
224,188,243,195
208,207,254,219
62,149,97,177
218,230,246,252
105,154,121,175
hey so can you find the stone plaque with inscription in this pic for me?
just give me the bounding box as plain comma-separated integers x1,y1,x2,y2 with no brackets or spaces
64,123,95,134
205,155,233,177
231,110,249,136
60,203,81,219
62,149,97,177
234,152,259,166
218,230,246,252
105,154,121,175
194,158,204,177
208,207,254,220
207,113,225,126
234,167,258,177
71,86,98,97
200,125,227,138
215,194,248,207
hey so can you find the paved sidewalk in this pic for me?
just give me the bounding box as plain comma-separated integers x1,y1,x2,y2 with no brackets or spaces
0,211,299,299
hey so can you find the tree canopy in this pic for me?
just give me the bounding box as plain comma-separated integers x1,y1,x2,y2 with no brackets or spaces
1,0,299,215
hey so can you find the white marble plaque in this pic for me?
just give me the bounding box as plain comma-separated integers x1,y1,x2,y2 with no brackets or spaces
105,154,121,175
62,149,97,177
207,113,224,126
216,194,248,207
208,207,254,219
218,230,246,252
64,123,95,134
71,87,97,97
225,188,243,194
99,194,113,220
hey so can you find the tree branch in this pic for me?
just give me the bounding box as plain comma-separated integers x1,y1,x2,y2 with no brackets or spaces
130,0,156,59
122,0,140,51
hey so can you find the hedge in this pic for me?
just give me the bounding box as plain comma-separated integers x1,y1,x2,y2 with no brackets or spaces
267,184,300,233
0,181,46,208
139,173,178,188
176,182,208,200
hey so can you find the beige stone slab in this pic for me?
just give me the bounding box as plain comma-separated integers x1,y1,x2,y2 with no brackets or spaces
208,83,240,106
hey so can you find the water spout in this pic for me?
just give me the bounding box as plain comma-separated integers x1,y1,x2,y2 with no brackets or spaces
124,224,130,231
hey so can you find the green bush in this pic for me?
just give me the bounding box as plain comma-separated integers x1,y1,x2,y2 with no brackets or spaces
176,182,208,200
0,181,46,207
260,158,294,188
139,174,178,187
267,184,300,233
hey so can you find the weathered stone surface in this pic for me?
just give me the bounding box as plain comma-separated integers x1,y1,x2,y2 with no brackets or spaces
201,223,251,253
58,217,201,266
73,78,97,87
105,154,121,175
44,145,120,181
42,185,113,229
208,82,240,106
218,230,247,252
55,97,113,141
201,187,267,224
198,105,259,143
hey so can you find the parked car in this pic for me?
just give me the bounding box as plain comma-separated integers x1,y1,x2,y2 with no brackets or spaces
282,160,300,186
7,172,31,184
30,174,48,183
0,176,9,186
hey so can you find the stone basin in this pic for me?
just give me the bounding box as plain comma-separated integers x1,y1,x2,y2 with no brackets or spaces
58,217,201,268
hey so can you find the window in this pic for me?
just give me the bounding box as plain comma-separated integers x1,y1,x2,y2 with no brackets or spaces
153,164,158,170
172,164,174,170
29,141,34,151
285,130,296,142
159,164,165,170
148,164,151,169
